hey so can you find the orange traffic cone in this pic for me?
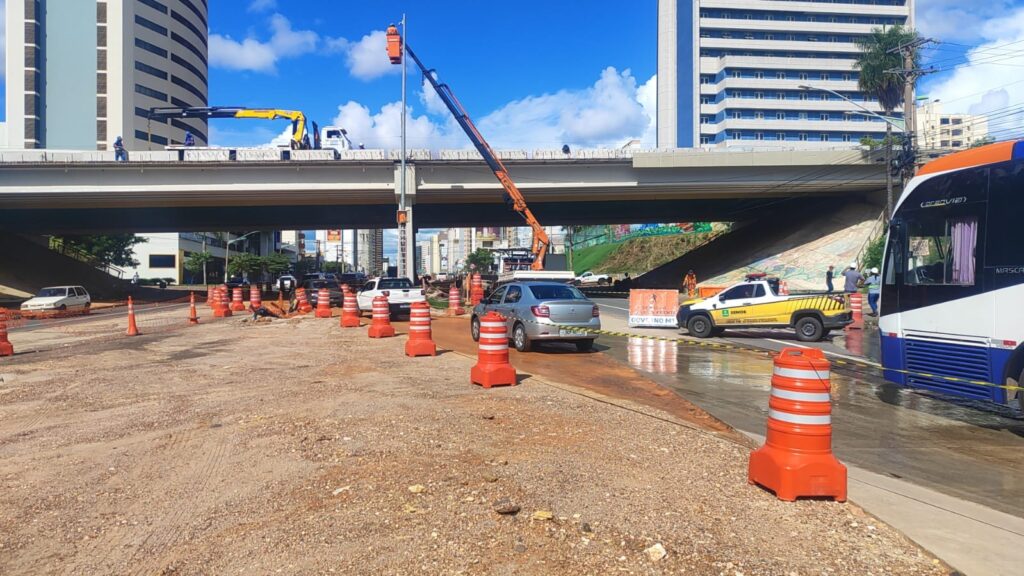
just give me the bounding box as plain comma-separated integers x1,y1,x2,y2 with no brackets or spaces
249,284,262,311
315,287,332,318
447,285,465,316
749,348,846,502
296,288,313,314
0,309,14,357
367,295,396,338
405,301,436,357
126,296,141,336
188,292,199,325
470,311,516,388
230,287,246,312
340,285,360,328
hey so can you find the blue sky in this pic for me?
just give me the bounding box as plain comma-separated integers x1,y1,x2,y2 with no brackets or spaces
2,1,1024,146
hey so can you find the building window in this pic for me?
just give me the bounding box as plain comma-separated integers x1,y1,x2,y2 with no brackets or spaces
731,111,742,119
171,10,208,47
776,92,784,100
136,130,168,145
940,118,950,125
700,136,711,145
755,91,763,99
799,72,808,81
732,132,742,140
842,134,851,142
820,72,829,81
135,83,168,101
755,71,764,79
820,133,829,141
799,133,808,141
171,32,208,66
755,111,764,119
799,92,808,101
138,0,169,15
952,129,963,136
135,60,168,80
135,14,168,36
766,34,774,40
135,37,169,58
952,140,963,147
820,113,829,121
700,76,712,84
171,54,208,86
755,132,764,140
178,0,208,29
940,140,950,147
171,75,206,101
777,112,785,120
776,132,785,141
701,96,712,105
952,118,963,125
843,73,852,81
732,71,742,78
799,112,807,120
776,71,786,80
149,254,177,269
701,116,711,124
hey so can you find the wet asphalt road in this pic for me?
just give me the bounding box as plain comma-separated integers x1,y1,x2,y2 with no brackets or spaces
591,298,1024,518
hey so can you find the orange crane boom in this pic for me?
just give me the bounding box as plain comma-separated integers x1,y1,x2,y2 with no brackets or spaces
386,25,550,270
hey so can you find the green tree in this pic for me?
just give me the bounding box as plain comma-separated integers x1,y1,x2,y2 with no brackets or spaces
262,253,292,276
970,136,996,148
862,235,886,271
464,248,494,272
59,234,147,267
855,25,920,219
184,250,215,284
226,252,262,278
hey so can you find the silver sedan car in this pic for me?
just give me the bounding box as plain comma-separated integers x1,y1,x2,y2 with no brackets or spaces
470,281,600,352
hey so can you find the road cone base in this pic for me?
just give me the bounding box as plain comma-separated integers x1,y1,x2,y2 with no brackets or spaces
188,318,199,325
341,316,361,327
748,445,847,502
213,308,233,318
0,342,13,356
230,303,245,312
470,362,517,388
368,325,396,338
448,308,465,317
405,340,437,357
127,328,140,337
316,309,332,318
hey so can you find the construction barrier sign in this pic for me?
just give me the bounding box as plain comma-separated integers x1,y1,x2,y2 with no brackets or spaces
628,289,679,328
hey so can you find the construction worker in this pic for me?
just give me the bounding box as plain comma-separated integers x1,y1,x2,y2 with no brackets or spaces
113,136,127,161
683,269,697,298
842,263,863,293
825,264,835,293
184,131,196,147
865,267,881,316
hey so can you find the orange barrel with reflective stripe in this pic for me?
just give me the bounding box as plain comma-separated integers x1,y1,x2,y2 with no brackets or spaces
748,347,846,502
848,293,864,329
206,285,215,308
448,285,465,316
405,301,436,357
367,295,396,338
214,286,233,318
249,284,262,310
315,288,332,318
340,285,360,328
230,287,246,312
470,311,516,388
295,287,313,314
0,309,14,356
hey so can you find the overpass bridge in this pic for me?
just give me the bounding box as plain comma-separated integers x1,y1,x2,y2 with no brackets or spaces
0,148,885,233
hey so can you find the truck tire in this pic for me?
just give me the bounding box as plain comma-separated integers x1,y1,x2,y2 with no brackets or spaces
598,278,609,286
795,316,825,342
687,315,714,338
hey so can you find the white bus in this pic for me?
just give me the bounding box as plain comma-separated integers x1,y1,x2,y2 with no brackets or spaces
879,140,1024,409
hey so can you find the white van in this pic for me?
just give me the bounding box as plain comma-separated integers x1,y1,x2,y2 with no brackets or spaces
21,286,91,311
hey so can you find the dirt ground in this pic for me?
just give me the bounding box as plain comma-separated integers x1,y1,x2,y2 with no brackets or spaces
0,312,947,575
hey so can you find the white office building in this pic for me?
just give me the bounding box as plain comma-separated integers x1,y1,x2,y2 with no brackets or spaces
658,0,913,149
916,101,990,151
5,0,209,151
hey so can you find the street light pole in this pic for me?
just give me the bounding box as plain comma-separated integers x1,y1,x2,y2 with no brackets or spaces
398,13,408,280
799,84,904,220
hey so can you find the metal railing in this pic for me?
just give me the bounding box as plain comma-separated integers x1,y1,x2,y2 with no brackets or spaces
47,237,125,279
854,210,888,268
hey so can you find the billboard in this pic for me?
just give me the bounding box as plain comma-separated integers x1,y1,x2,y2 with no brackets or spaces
628,289,679,328
327,229,342,242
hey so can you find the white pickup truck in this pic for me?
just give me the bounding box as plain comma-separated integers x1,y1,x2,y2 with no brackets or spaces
574,271,611,286
357,277,426,318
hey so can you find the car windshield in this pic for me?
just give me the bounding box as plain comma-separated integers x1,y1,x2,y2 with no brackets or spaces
309,279,337,289
528,285,586,300
37,287,67,297
379,279,414,290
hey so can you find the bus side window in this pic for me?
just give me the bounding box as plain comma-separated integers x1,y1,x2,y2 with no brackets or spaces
883,225,901,286
906,214,978,286
987,160,1024,267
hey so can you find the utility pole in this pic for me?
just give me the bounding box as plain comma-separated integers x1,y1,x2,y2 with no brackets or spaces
398,14,409,281
887,38,935,191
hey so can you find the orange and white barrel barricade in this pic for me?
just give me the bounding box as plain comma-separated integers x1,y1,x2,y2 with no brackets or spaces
249,284,262,310
470,311,516,388
0,309,14,357
405,301,436,357
295,287,313,314
230,287,246,312
188,292,200,325
847,293,864,329
315,288,332,318
206,285,215,308
126,296,141,336
748,348,846,502
367,295,396,338
470,274,484,306
779,280,790,295
340,286,360,328
213,286,233,318
448,285,465,316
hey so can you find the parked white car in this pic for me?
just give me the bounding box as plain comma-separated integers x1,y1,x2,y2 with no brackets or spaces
574,271,611,286
356,277,426,318
20,286,91,312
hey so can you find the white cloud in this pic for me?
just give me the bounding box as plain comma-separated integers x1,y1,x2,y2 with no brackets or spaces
247,0,276,13
345,30,399,81
924,7,1024,139
330,100,465,150
209,14,320,73
916,0,1019,43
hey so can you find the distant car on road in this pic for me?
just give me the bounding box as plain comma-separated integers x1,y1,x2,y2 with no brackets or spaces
574,271,611,286
471,281,600,352
357,277,426,318
21,286,91,312
224,276,249,290
336,272,369,290
302,277,343,307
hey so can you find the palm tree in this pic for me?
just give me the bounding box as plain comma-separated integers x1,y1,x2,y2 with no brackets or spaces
854,25,920,220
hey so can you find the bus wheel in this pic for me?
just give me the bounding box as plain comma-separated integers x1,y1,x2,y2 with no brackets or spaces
1017,367,1024,413
795,317,824,342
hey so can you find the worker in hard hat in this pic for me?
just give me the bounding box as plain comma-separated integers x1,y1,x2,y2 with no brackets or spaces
683,269,697,298
864,267,881,316
842,263,863,293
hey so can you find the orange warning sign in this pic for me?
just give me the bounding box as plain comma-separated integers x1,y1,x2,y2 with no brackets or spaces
628,289,679,328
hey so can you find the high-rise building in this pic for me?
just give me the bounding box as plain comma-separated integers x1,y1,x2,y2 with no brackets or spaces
916,101,989,151
357,229,385,275
5,0,209,150
657,0,913,149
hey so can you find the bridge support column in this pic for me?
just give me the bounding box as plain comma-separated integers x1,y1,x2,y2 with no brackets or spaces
395,162,417,280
